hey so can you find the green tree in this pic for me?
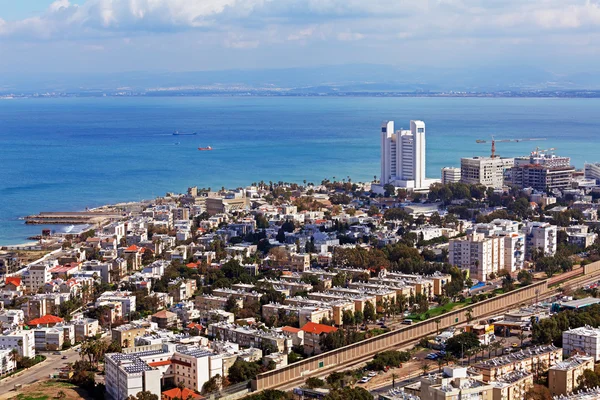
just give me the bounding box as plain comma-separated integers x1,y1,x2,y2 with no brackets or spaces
228,359,261,383
363,302,376,323
127,391,159,400
445,332,481,359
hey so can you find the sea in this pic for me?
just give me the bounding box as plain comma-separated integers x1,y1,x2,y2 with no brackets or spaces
1,96,599,245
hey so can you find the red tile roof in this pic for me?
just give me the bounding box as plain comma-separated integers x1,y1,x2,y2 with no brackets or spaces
125,245,140,252
5,277,21,287
28,315,65,326
186,262,199,268
281,326,301,334
162,388,203,400
187,322,203,331
301,322,337,335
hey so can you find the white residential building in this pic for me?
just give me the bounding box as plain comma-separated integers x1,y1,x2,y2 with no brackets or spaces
380,120,437,191
469,220,525,272
0,329,36,358
105,343,214,400
460,156,514,189
441,167,461,184
96,291,137,318
22,264,52,293
448,233,504,281
523,222,557,259
0,348,17,376
562,326,600,361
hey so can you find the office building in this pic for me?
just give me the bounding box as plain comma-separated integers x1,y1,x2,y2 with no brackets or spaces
548,355,595,396
563,326,600,361
460,156,514,189
380,120,437,191
441,167,461,185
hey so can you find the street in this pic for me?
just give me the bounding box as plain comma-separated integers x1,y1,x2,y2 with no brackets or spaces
0,346,81,398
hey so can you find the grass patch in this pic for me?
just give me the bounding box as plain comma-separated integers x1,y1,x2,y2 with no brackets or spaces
408,299,473,322
15,394,50,400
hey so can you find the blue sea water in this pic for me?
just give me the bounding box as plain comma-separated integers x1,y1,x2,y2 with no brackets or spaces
1,96,599,245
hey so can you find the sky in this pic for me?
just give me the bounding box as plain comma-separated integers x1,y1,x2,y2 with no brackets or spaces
1,0,600,75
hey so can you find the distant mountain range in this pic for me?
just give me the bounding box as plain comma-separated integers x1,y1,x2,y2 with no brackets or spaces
2,64,600,94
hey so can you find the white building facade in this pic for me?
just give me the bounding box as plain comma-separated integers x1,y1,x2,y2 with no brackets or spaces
523,222,557,259
563,326,600,361
441,167,462,185
448,233,505,281
460,156,514,189
380,120,437,191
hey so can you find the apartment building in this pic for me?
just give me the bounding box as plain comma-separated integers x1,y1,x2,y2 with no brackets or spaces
95,291,137,318
441,167,461,185
112,322,152,348
0,329,35,358
195,295,243,316
523,222,557,259
473,345,562,382
0,349,17,376
548,355,595,396
563,326,600,361
449,233,504,281
489,370,533,400
301,322,337,356
207,322,291,354
22,264,52,293
73,318,100,342
420,366,493,400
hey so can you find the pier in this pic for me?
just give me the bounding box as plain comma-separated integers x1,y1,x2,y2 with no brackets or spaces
24,211,124,225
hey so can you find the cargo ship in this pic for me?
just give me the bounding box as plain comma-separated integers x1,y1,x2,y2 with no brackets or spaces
198,146,213,151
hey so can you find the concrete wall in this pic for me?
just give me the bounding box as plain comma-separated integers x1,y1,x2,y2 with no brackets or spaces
584,261,600,275
253,280,548,391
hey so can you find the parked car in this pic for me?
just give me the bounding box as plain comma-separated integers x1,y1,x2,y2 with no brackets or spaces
358,377,371,384
62,356,68,360
367,371,377,377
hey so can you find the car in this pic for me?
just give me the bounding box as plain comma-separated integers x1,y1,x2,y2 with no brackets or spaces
62,355,68,360
511,343,519,348
367,371,377,377
53,352,61,355
402,319,414,325
425,353,438,360
358,377,370,384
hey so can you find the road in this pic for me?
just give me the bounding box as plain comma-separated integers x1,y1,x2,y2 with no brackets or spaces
0,346,81,397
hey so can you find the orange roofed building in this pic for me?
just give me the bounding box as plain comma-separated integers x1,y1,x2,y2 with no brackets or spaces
301,322,337,355
28,314,64,327
162,387,204,400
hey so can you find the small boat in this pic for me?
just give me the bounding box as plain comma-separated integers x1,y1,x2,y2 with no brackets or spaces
198,146,213,151
173,131,197,136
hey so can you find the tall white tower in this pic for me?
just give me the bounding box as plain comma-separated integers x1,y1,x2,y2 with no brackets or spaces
380,120,429,190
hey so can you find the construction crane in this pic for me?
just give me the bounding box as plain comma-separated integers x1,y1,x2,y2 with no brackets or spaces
475,136,546,158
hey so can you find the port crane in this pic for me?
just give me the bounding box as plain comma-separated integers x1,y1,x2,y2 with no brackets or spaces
475,136,546,158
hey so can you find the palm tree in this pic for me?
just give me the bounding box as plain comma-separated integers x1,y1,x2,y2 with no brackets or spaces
518,331,526,348
434,319,442,334
391,373,398,388
465,309,473,324
421,364,430,376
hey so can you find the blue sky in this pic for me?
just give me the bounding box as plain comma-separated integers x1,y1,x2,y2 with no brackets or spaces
1,0,600,75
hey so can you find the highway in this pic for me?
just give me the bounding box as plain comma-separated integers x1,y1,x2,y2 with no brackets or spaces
0,347,81,398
